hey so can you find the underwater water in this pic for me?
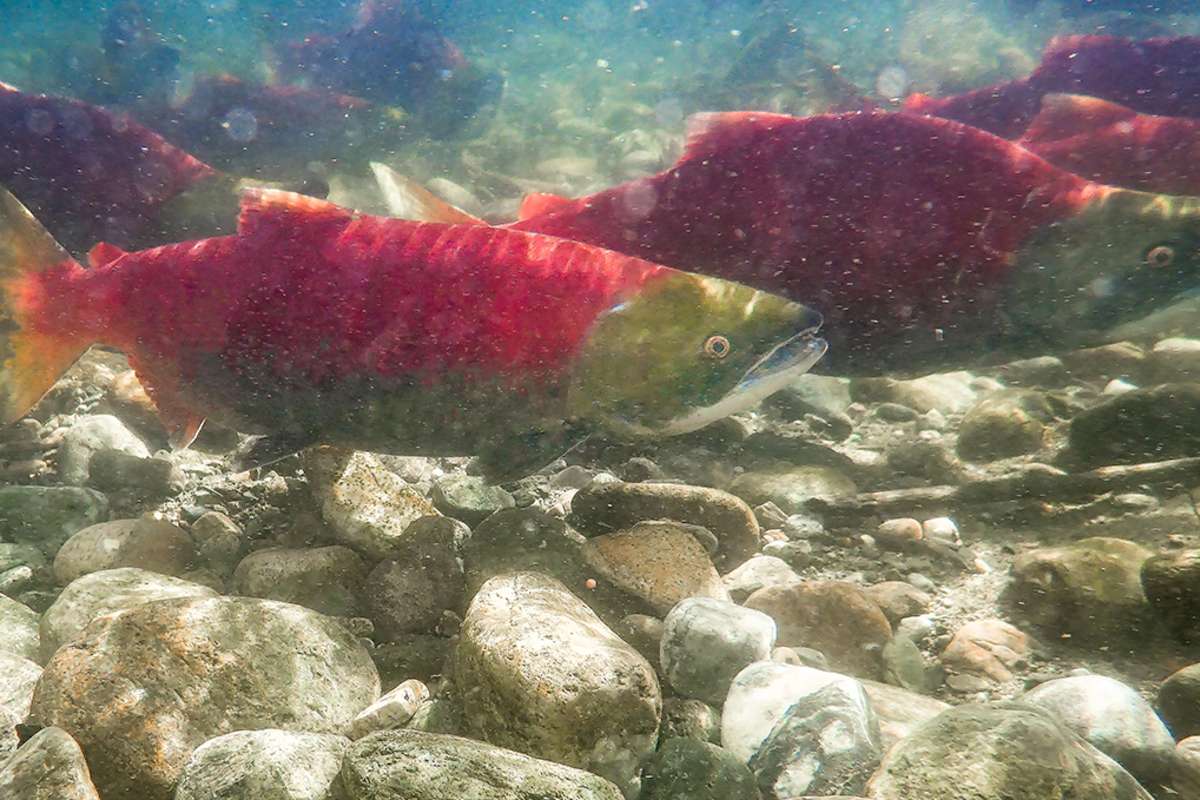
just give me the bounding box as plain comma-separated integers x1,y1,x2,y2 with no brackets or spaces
4,1,1200,799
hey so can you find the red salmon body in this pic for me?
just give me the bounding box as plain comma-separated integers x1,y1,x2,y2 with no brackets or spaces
510,111,1096,370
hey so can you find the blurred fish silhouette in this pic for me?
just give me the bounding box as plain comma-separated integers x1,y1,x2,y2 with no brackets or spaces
0,187,825,481
904,35,1200,139
376,111,1200,373
0,81,326,253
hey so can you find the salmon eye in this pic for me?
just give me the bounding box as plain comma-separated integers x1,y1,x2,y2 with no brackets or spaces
1145,244,1176,268
704,335,731,358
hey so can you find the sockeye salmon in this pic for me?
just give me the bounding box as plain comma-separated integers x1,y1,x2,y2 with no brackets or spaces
0,186,825,481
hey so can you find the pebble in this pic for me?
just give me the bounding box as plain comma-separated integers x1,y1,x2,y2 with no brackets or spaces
640,738,759,800
550,464,597,489
921,516,960,546
660,597,776,705
39,567,217,660
174,729,350,800
365,518,467,639
189,511,244,576
721,555,799,603
782,513,825,540
661,697,722,744
452,572,660,797
1149,337,1200,382
1023,674,1175,786
338,729,624,800
0,594,41,663
232,545,367,617
53,518,195,584
895,614,936,643
1007,537,1152,645
939,618,1030,683
0,486,109,558
582,520,729,616
748,679,882,798
303,447,439,561
729,464,857,515
874,402,920,422
0,727,101,799
997,355,1068,387
1157,662,1200,741
867,702,1153,799
720,661,866,763
744,580,892,679
1141,549,1200,643
1104,378,1138,395
430,474,515,525
865,581,932,626
31,596,380,800
55,414,148,486
569,480,760,567
348,679,430,739
875,518,923,549
956,390,1049,462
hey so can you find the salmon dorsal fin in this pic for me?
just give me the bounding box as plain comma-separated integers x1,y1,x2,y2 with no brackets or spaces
87,242,128,268
1021,93,1135,144
681,111,797,163
369,162,484,224
237,188,356,237
518,192,571,220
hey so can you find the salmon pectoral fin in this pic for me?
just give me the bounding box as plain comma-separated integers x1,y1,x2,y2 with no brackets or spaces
472,422,590,484
231,430,318,472
369,162,484,224
125,354,206,450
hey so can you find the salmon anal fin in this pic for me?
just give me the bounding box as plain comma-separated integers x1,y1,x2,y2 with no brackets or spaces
125,353,206,450
369,162,484,224
682,111,797,163
237,187,356,237
87,242,128,268
518,192,571,220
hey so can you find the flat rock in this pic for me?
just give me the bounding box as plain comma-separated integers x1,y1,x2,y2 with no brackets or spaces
453,572,660,797
174,729,349,800
304,447,439,561
30,596,380,800
0,593,41,662
40,567,217,660
749,680,881,799
569,481,760,568
744,581,891,679
865,702,1153,799
0,652,41,730
430,474,514,526
0,727,100,800
660,597,776,705
56,414,148,486
1007,537,1152,645
723,556,800,603
0,486,109,557
939,618,1029,683
336,729,625,800
582,521,729,616
53,518,194,584
863,582,931,626
640,738,760,800
348,679,429,740
1067,383,1200,468
232,545,367,617
859,679,950,751
722,661,867,763
730,465,857,515
850,372,978,415
1023,675,1175,786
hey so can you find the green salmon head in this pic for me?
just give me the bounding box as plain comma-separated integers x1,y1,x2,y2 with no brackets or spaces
1006,189,1200,345
566,271,826,438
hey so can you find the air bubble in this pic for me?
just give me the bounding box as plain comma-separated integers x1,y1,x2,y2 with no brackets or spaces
876,66,910,101
222,107,259,142
25,108,54,136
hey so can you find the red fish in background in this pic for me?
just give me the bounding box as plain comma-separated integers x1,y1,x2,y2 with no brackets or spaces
1018,93,1200,196
381,111,1200,374
0,81,328,254
904,35,1200,139
0,186,824,481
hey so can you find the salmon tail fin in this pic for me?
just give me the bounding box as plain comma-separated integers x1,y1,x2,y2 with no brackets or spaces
369,162,484,224
517,192,571,220
0,187,90,424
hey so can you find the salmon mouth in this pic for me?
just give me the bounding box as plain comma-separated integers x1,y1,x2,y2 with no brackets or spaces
661,319,828,436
